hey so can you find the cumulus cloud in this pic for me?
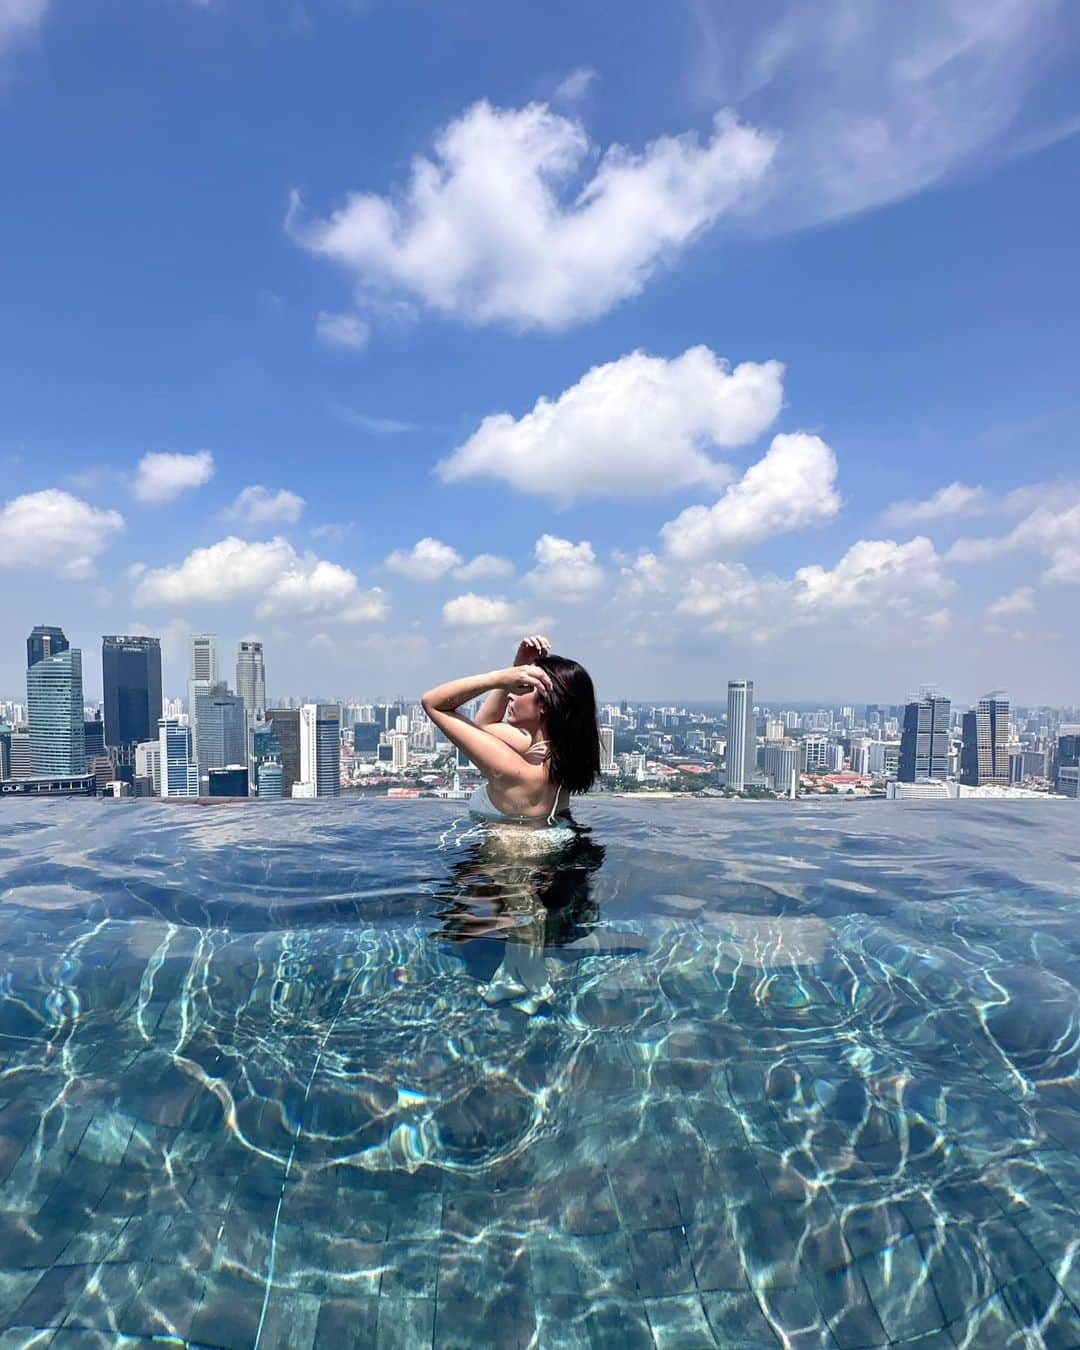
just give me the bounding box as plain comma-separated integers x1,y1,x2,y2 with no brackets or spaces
289,101,775,330
132,535,386,622
132,450,214,503
524,534,603,600
621,534,952,640
884,481,987,525
439,347,783,502
0,488,124,579
661,432,841,561
385,537,463,581
442,593,516,626
316,311,370,350
0,0,47,53
949,499,1080,583
454,552,514,581
384,537,515,582
224,485,305,527
986,586,1036,619
790,536,952,616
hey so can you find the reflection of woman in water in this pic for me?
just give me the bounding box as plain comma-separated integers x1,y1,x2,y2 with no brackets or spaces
432,825,607,1013
421,634,601,825
422,635,603,1009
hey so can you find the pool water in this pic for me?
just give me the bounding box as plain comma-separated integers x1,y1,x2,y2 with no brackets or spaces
1,798,1078,1348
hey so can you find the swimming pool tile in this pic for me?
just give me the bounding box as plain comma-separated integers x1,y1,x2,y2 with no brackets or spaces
701,1288,781,1347
627,1225,696,1298
374,1294,435,1349
856,1230,946,1342
584,1294,655,1349
380,1239,438,1299
533,1296,593,1349
686,1216,747,1292
607,1157,682,1229
755,1284,836,1349
112,1259,206,1339
251,1289,322,1350
11,1263,93,1329
314,1294,380,1347
644,1292,716,1347
734,1202,801,1289
61,1261,147,1333
386,1189,443,1240
187,1270,266,1348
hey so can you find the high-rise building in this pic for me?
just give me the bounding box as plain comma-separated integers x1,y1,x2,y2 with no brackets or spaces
600,726,616,773
898,690,951,782
84,715,106,759
299,703,341,797
390,731,409,772
102,635,163,756
194,684,246,789
803,733,831,772
26,648,87,776
266,708,301,796
208,766,248,797
763,742,800,796
0,722,10,780
236,641,267,721
159,719,199,797
1052,733,1080,793
353,722,380,753
26,625,69,670
960,692,1010,786
187,633,219,736
135,739,161,795
257,760,284,798
8,730,31,779
726,679,754,791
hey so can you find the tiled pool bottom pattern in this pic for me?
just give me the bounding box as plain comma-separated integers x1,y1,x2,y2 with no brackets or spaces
0,802,1077,1348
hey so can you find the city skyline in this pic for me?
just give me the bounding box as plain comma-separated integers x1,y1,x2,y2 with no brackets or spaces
1,4,1079,702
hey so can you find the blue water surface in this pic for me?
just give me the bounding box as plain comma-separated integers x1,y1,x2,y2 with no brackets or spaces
0,798,1078,1348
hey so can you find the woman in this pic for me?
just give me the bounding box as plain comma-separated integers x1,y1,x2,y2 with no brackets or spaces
421,634,601,825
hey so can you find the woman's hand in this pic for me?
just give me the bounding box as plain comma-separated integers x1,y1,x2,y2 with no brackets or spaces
498,664,555,696
513,634,551,666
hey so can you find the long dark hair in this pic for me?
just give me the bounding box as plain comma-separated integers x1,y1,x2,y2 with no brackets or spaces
536,653,600,794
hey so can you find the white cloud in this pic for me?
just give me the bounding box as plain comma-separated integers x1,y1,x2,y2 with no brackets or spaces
439,347,783,501
949,498,1080,583
661,432,841,561
289,101,775,330
454,552,514,581
690,0,1068,226
0,0,47,53
986,586,1035,619
316,311,370,350
0,488,124,579
621,534,952,641
132,450,214,503
442,593,516,627
883,481,987,525
552,66,597,106
524,534,604,600
224,484,305,527
132,535,386,623
791,536,953,616
385,537,463,581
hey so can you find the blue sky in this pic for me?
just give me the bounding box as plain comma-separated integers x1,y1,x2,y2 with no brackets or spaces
2,0,1079,705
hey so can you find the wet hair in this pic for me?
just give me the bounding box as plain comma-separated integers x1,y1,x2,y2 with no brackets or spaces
536,653,601,795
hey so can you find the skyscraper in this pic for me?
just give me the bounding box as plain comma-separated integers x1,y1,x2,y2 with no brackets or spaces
898,690,951,782
265,708,301,796
187,633,219,736
158,718,198,797
257,760,283,798
236,640,267,721
102,635,163,754
726,679,754,791
599,726,616,773
960,692,1010,787
26,648,87,776
26,625,69,670
194,684,247,789
299,703,341,797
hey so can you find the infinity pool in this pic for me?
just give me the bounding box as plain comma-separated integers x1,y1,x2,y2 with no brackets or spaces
0,798,1078,1348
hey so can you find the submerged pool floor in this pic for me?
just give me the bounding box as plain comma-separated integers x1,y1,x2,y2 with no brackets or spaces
0,798,1078,1348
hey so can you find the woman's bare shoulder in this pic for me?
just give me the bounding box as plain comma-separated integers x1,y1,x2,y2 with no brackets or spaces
483,723,533,751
